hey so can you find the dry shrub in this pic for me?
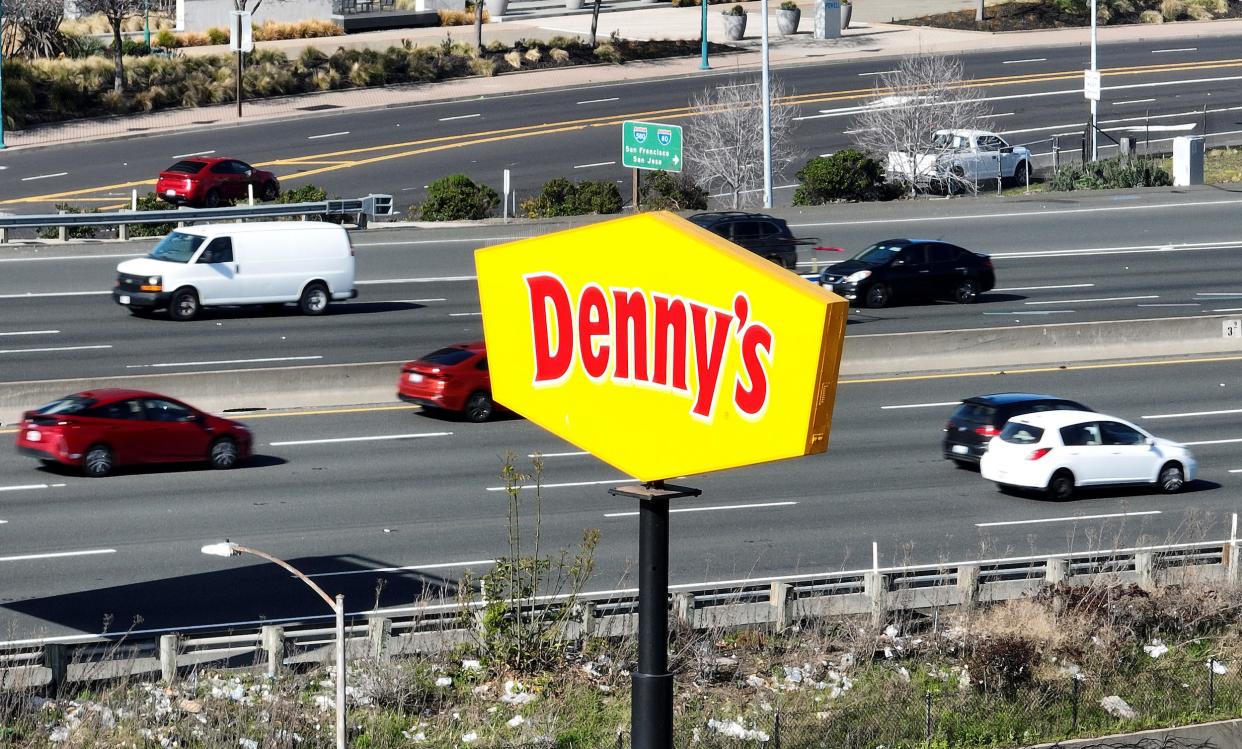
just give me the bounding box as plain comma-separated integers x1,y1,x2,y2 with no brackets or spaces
503,50,521,69
438,8,489,25
523,47,541,63
1160,0,1185,19
253,19,343,40
550,47,569,63
593,43,620,63
468,56,497,76
964,635,1041,694
1140,8,1164,20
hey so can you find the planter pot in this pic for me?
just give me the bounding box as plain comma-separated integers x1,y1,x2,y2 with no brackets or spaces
776,7,800,34
722,12,747,40
484,0,509,15
840,2,852,28
565,0,584,8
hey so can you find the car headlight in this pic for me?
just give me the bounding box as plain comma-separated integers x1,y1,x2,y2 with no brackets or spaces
140,275,163,292
147,276,161,285
845,270,872,283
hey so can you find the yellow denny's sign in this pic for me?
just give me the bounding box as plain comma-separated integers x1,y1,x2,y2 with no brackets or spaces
474,212,848,481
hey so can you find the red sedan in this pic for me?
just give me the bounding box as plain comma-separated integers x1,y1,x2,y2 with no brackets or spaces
397,342,499,422
155,157,280,208
15,389,253,478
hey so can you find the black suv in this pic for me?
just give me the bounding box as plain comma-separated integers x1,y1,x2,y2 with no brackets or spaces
819,239,995,308
687,212,807,270
942,393,1092,466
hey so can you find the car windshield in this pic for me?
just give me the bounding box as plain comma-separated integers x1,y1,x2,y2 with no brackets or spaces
164,160,206,174
36,395,97,415
148,232,206,263
932,132,970,150
1000,422,1044,444
421,347,475,366
851,242,905,265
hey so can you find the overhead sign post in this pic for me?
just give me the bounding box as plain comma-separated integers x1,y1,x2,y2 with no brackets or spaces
622,120,683,211
476,212,847,749
230,10,253,118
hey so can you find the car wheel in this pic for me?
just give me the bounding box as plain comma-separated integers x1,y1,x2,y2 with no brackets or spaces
168,287,200,321
464,391,494,423
948,166,968,195
260,181,279,202
1009,160,1029,187
1158,462,1185,493
1045,470,1075,501
203,188,223,208
953,278,980,304
83,444,114,478
208,437,240,470
298,282,330,315
863,283,891,309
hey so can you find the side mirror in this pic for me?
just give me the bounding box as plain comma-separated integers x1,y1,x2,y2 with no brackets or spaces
181,413,202,423
1000,146,1014,154
245,169,255,178
1146,436,1156,446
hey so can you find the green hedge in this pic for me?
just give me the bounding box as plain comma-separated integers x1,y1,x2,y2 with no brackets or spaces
1048,157,1173,191
417,174,499,221
793,150,899,204
638,171,708,211
522,178,624,218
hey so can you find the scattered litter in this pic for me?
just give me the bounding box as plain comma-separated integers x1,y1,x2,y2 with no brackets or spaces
401,729,426,742
507,715,526,728
1100,695,1138,720
1211,660,1229,675
462,731,479,744
462,660,483,672
884,625,899,638
745,674,766,688
435,677,453,688
239,739,259,749
501,679,536,705
707,718,770,742
1143,640,1168,659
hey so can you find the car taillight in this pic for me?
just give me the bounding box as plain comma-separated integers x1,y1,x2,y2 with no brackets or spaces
974,425,1000,437
983,257,994,269
1026,447,1052,461
185,178,193,189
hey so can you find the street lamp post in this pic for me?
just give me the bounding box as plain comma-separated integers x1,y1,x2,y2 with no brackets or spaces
1089,0,1098,161
760,0,772,208
1,0,7,150
201,541,346,749
700,0,710,70
144,0,151,49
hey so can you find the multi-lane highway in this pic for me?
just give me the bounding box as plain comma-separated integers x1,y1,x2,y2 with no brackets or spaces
4,38,1242,213
1,191,1241,383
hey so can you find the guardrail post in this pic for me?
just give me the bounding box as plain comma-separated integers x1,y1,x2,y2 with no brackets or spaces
159,634,180,684
58,211,67,242
261,625,285,677
43,644,69,695
1227,545,1240,585
0,227,8,243
1045,558,1068,585
1135,551,1156,591
674,592,695,629
956,564,979,608
580,602,596,637
770,583,792,631
119,222,129,241
864,572,887,627
367,617,391,661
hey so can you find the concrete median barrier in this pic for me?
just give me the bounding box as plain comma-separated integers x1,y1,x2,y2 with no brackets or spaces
1,315,1239,424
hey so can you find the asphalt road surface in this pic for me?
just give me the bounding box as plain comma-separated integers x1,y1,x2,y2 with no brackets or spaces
3,37,1242,213
1,349,1239,639
1,191,1241,384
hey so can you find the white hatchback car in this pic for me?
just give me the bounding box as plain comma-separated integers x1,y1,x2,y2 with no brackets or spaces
980,410,1196,501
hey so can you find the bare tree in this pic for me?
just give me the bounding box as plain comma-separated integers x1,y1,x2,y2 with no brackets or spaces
850,55,992,195
2,0,74,58
73,0,143,92
685,75,798,210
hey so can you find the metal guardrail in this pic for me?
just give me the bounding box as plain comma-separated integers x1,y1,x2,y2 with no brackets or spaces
1,538,1238,690
0,194,395,240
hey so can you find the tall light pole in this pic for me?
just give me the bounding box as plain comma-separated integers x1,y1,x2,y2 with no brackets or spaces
143,0,151,49
700,0,709,70
201,541,346,749
1089,0,1098,161
1,0,7,151
760,0,772,208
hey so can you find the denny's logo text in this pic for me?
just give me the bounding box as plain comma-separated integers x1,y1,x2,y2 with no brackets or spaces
525,273,774,422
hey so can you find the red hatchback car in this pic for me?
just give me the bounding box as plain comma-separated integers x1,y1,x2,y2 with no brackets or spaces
155,157,280,208
397,342,499,422
15,389,253,477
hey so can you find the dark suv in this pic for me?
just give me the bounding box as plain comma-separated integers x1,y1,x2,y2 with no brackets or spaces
687,212,807,270
942,393,1091,466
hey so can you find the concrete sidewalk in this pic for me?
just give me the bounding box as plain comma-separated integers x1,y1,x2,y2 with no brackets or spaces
7,4,1242,150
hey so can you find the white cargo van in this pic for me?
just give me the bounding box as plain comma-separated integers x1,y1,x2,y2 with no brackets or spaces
113,222,357,321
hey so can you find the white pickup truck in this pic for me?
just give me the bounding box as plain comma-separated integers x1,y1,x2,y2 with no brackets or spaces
887,129,1032,188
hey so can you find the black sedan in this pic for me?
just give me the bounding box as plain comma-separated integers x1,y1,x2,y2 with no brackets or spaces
942,392,1092,466
818,239,995,308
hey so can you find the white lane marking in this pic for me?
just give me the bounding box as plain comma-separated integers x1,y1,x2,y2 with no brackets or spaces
1138,303,1200,307
716,82,758,89
126,355,322,369
0,548,115,563
439,113,481,122
577,97,619,104
998,241,1242,260
357,275,477,284
991,112,1016,118
0,330,59,337
486,478,636,492
1229,469,1242,473
270,432,452,447
308,131,350,139
858,70,899,76
880,401,960,410
1213,307,1242,312
0,344,111,355
982,309,1075,315
20,172,69,182
994,283,1093,292
605,501,799,518
790,201,1242,229
1114,98,1156,106
976,510,1161,528
0,520,6,525
0,290,112,299
0,253,142,263
354,238,511,247
449,312,482,317
574,161,617,169
1024,295,1158,305
1143,408,1242,419
0,483,66,493
307,559,494,578
172,149,215,158
528,451,588,458
393,298,447,303
1002,57,1046,64
1195,292,1242,297
1153,47,1197,53
1183,438,1242,446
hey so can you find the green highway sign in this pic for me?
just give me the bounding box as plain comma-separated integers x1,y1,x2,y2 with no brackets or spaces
622,120,683,172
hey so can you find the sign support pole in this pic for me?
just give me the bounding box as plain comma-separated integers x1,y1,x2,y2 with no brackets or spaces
237,50,244,118
610,481,700,749
632,168,640,212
